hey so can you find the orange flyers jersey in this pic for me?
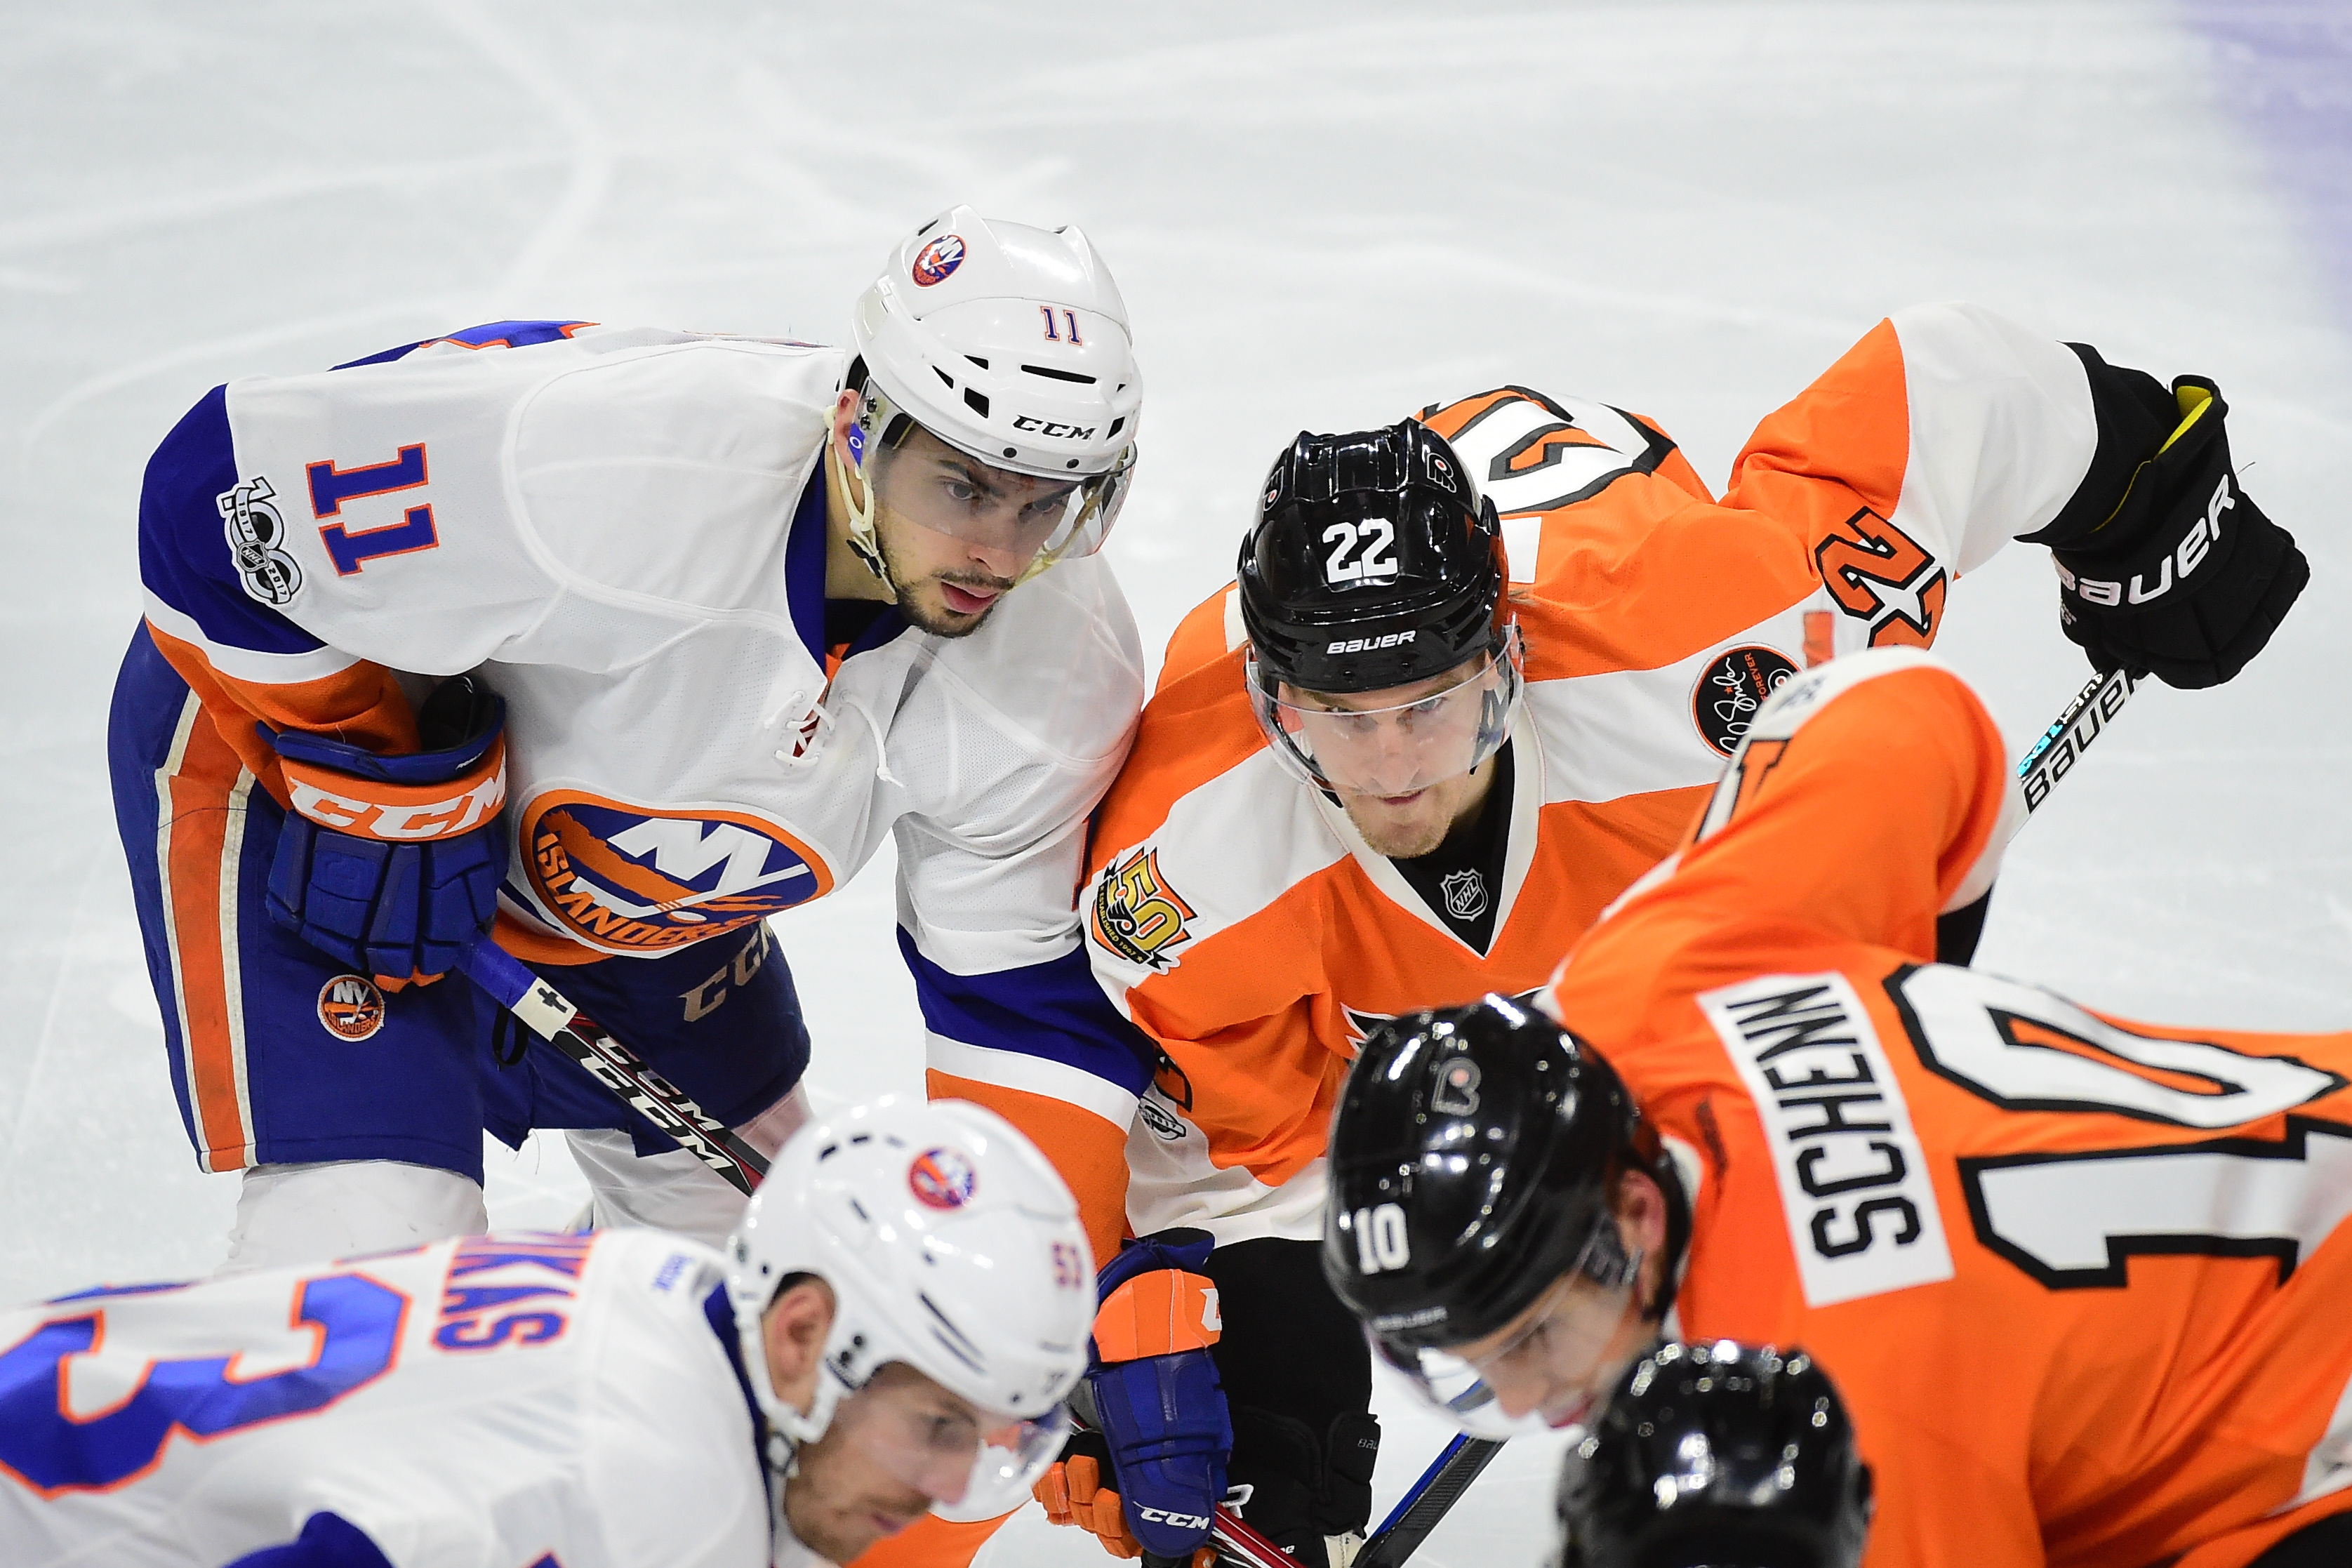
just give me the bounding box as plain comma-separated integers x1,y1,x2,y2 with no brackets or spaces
1544,649,2352,1568
1075,301,2106,1256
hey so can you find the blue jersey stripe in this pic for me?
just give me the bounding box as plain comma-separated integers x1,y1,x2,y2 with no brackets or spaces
138,385,326,659
898,930,1155,1097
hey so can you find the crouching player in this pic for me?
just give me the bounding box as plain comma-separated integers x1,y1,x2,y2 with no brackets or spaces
0,1100,1094,1568
1324,648,2352,1568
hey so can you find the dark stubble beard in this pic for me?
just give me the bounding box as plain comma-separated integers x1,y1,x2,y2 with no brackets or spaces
880,531,1018,639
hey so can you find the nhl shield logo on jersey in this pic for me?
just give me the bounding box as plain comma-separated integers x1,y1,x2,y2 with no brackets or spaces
1438,868,1487,921
910,233,966,287
1692,644,1800,757
521,792,835,955
908,1147,978,1209
218,477,303,606
1090,846,1197,971
317,975,386,1041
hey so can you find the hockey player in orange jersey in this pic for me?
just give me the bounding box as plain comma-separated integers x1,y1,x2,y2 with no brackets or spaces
990,303,2308,1568
1322,647,2352,1568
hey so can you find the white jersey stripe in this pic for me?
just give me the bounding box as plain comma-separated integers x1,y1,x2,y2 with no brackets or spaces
142,590,361,685
218,768,259,1167
152,692,208,1169
926,1032,1138,1130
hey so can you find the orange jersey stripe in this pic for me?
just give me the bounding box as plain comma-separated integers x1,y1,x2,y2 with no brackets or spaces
145,618,419,806
156,700,258,1169
928,1071,1132,1267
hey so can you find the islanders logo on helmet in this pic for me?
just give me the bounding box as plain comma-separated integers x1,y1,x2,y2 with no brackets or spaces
317,975,386,1042
910,233,966,288
908,1147,978,1210
519,792,836,956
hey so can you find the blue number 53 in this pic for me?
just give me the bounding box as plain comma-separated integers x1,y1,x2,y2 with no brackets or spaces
0,1273,407,1494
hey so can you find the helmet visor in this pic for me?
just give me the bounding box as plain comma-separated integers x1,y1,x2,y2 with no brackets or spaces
1372,1236,1651,1440
832,1375,1074,1524
1250,624,1522,796
852,384,1134,573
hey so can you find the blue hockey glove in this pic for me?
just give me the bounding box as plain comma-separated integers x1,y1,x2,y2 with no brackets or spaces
261,675,508,990
1082,1228,1232,1565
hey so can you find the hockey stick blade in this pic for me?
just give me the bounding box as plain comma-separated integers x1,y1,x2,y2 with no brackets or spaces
2014,665,2140,816
457,941,771,1196
1356,1435,1506,1568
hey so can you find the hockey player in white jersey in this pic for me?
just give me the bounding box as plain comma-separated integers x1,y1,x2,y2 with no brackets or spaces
108,206,1160,1265
0,1098,1096,1568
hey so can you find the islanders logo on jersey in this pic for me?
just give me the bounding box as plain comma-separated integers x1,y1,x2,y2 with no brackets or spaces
909,1147,978,1209
520,792,835,955
1091,846,1197,971
910,233,966,287
317,975,386,1040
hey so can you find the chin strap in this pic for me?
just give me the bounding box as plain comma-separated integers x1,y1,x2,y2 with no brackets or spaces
828,420,898,592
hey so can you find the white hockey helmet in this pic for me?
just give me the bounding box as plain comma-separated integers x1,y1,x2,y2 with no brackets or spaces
724,1096,1096,1523
841,206,1142,578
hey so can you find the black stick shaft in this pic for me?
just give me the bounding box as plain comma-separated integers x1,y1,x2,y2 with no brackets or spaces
458,941,771,1196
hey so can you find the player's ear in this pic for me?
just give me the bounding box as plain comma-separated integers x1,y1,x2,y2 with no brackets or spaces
762,1275,838,1413
1610,1169,1671,1260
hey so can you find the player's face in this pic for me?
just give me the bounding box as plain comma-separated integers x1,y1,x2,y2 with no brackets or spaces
1282,655,1502,857
1448,1267,1658,1431
867,425,1082,637
1440,1175,1672,1430
783,1362,992,1560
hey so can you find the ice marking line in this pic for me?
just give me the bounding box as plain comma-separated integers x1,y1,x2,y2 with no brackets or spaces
424,0,612,300
0,153,558,257
0,844,109,1185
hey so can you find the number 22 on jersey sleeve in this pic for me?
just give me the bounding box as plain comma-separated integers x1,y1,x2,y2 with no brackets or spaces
0,1273,406,1494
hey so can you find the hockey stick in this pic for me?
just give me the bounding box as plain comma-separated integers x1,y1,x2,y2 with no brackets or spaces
2014,664,2141,816
1355,1433,1506,1568
456,941,771,1197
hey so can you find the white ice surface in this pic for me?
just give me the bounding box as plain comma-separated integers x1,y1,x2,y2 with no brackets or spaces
3,4,2348,1565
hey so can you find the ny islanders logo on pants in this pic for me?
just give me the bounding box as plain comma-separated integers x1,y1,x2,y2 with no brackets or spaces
520,793,835,954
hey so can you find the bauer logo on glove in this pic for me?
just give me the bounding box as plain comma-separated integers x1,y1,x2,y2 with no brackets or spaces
2039,368,2309,689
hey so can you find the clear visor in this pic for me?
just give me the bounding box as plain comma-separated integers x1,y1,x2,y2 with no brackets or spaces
1249,624,1522,797
851,384,1134,577
1371,1228,1649,1441
835,1376,1074,1524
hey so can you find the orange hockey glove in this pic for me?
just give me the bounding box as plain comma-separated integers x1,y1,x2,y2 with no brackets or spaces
1033,1430,1217,1568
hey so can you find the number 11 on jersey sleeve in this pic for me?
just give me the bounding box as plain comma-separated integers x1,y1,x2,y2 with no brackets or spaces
307,444,441,576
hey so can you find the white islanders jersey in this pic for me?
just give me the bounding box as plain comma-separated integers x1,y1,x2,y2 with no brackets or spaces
140,323,1144,973
0,1230,785,1568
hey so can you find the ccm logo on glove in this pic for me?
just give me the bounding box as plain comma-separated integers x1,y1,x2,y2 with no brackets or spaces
2057,474,2233,608
1136,1506,1211,1529
281,736,507,841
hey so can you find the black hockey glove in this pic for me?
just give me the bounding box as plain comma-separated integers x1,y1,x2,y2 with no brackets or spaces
2035,357,2306,689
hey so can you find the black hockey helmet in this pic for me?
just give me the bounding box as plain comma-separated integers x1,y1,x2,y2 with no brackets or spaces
1322,995,1689,1358
1237,418,1506,695
1555,1341,1873,1568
